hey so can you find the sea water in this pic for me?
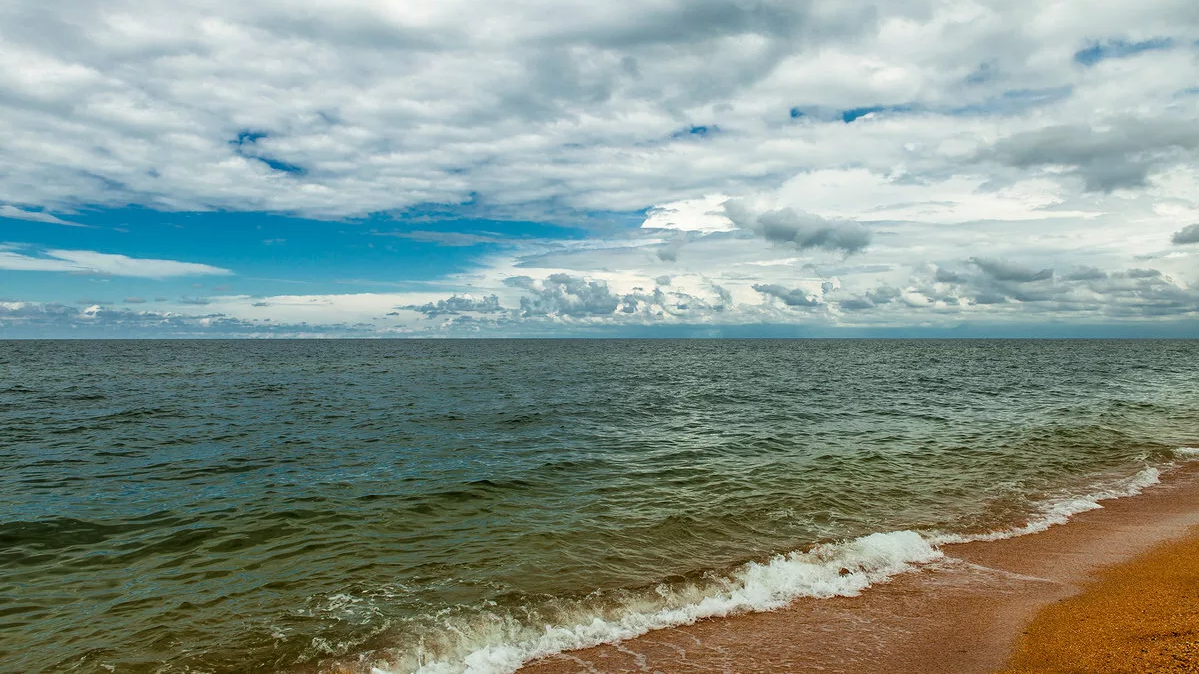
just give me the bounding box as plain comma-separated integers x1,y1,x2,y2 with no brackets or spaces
2,339,1197,672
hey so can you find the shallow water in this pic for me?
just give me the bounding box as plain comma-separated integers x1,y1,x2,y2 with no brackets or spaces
1,339,1197,672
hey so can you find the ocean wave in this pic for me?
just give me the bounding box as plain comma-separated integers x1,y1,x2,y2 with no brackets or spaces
928,444,1199,546
926,465,1163,545
380,452,1199,674
378,531,940,674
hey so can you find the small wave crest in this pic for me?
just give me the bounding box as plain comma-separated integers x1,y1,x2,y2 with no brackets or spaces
379,453,1196,674
929,464,1164,545
376,531,940,674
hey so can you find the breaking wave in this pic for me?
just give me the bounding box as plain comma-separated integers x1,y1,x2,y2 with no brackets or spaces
378,531,940,674
381,452,1198,674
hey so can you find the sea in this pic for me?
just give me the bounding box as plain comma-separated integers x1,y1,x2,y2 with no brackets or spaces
2,339,1198,673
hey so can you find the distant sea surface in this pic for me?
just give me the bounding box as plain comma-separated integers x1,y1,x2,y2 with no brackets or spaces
3,340,1198,673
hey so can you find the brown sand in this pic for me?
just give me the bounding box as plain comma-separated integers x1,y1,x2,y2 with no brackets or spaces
518,463,1199,674
1005,531,1199,673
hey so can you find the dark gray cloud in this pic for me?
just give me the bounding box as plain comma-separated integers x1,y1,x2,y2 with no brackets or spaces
724,200,872,254
934,268,965,283
837,285,901,311
986,118,1199,192
657,239,682,262
1172,224,1199,245
970,257,1054,283
752,283,822,307
1062,266,1108,281
401,294,504,317
124,296,147,304
1127,268,1162,278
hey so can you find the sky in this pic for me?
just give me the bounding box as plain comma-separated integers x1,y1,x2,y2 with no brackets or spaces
2,0,1199,337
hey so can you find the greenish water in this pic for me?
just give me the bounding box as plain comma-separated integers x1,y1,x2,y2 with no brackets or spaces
2,339,1197,673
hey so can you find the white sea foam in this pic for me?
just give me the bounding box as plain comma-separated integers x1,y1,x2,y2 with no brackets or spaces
377,530,941,674
383,457,1193,674
928,465,1163,545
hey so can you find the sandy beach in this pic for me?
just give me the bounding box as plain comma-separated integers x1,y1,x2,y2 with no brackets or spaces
1005,530,1199,672
519,462,1199,673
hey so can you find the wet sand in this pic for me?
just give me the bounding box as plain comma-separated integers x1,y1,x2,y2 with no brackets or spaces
1005,530,1199,672
519,463,1199,673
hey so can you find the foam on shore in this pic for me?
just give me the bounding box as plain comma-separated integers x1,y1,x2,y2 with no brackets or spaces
381,452,1198,674
381,531,940,674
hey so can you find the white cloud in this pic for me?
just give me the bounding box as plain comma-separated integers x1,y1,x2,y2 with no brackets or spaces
0,205,86,226
2,0,1199,334
641,195,735,232
0,0,1195,218
0,247,232,277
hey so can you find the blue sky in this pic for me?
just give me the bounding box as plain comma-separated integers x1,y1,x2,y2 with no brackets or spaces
2,0,1199,337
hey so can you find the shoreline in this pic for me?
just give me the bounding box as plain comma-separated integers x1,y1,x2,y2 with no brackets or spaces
516,462,1199,673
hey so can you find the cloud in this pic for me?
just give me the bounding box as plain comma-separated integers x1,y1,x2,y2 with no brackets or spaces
2,0,1195,220
656,239,683,262
1062,266,1108,281
0,205,87,227
1172,224,1199,245
3,1,1199,337
0,247,232,278
377,231,512,246
836,285,901,311
505,273,623,317
752,283,822,307
0,301,374,338
970,257,1054,283
401,294,504,317
985,118,1199,192
724,200,871,254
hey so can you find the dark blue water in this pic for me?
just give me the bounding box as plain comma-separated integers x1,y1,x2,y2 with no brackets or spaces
2,340,1197,673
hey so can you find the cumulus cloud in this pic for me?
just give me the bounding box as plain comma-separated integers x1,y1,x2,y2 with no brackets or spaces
899,262,1199,318
1173,224,1199,245
505,274,623,317
725,200,871,254
402,294,504,317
